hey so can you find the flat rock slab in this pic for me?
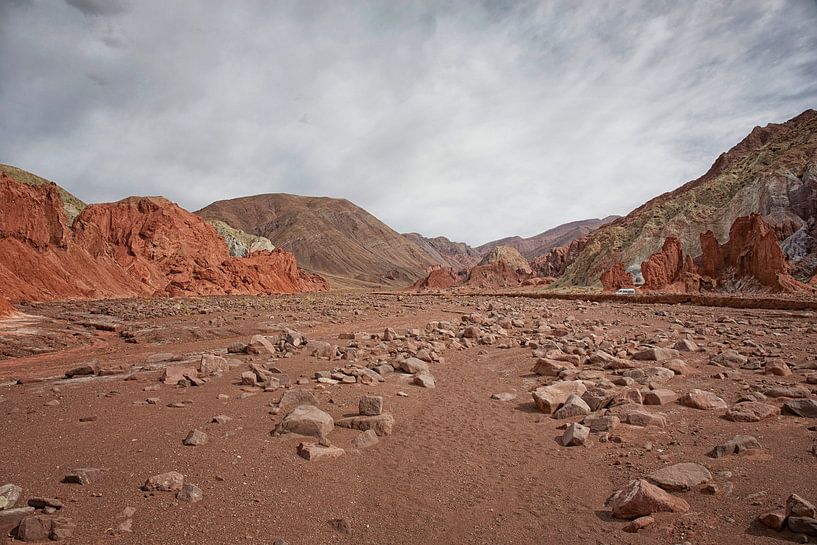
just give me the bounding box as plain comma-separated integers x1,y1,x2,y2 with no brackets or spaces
647,462,712,491
680,389,727,410
275,405,334,439
335,414,394,436
724,402,780,422
708,435,761,458
297,442,345,461
783,399,817,418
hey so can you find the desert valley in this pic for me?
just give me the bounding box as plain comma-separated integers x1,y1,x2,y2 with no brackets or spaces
2,2,817,544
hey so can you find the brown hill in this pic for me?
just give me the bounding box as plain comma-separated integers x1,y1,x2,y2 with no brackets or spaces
197,194,448,287
401,233,482,271
557,109,817,287
478,246,532,274
0,173,326,303
477,216,619,260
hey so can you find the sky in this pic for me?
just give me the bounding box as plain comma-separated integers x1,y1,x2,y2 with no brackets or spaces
1,1,816,245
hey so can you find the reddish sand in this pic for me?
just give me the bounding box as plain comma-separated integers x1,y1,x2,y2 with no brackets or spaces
1,293,816,544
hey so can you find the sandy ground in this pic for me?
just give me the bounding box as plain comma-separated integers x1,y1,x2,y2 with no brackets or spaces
1,293,816,544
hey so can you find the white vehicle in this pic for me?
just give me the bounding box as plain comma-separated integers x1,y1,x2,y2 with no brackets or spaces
615,288,636,295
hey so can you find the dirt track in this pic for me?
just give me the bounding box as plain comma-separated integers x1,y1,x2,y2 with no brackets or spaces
1,293,816,544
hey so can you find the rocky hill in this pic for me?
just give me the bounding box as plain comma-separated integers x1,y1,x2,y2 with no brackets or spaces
558,109,817,287
0,163,87,222
197,194,449,287
477,216,619,260
0,173,326,304
208,220,276,257
478,245,532,274
401,233,482,271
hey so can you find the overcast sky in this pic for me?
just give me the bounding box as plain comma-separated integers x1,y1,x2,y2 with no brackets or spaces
1,0,816,245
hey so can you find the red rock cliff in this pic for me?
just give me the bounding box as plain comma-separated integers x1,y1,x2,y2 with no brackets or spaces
600,262,634,291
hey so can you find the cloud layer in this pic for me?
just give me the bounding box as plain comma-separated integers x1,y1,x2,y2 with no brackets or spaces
1,0,816,244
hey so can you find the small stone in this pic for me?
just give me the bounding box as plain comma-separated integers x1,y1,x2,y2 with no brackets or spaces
623,515,655,533
335,414,395,436
212,415,232,424
328,518,352,534
634,347,679,361
297,442,345,461
63,468,103,485
182,429,208,446
413,372,436,388
644,389,678,406
176,483,203,502
672,339,699,352
490,392,516,402
584,415,620,432
27,497,63,510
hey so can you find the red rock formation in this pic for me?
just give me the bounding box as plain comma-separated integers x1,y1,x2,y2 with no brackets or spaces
463,260,530,289
600,262,634,291
700,213,812,293
531,236,590,277
640,238,700,292
410,267,459,291
0,176,326,303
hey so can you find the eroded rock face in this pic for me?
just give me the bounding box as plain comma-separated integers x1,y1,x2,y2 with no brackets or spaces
0,176,327,304
601,262,633,291
699,213,812,293
463,260,531,289
410,267,459,291
640,238,701,292
606,479,690,519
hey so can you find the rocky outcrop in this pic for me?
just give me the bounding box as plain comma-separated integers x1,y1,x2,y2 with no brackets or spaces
530,236,589,278
478,246,532,274
463,260,530,289
209,220,275,257
0,164,86,222
601,262,634,291
402,233,481,271
0,298,14,317
0,175,326,303
700,213,811,293
640,237,700,292
556,109,817,286
410,267,459,291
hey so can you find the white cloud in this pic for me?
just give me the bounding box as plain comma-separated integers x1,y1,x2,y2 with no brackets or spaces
1,0,815,245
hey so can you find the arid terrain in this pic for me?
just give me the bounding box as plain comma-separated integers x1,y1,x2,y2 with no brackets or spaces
2,292,817,544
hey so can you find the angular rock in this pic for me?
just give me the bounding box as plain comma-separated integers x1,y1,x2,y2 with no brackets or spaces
724,402,780,422
673,339,699,352
644,389,678,406
335,414,395,436
711,349,748,368
359,395,383,416
199,354,228,376
634,347,679,361
65,362,99,378
606,479,690,519
646,462,712,491
623,515,655,533
680,389,727,410
757,511,787,531
562,423,589,447
26,497,63,510
278,389,317,411
63,468,104,485
14,515,53,542
351,429,379,449
490,392,516,402
176,483,203,502
161,365,198,386
625,410,667,428
708,435,761,458
532,380,587,414
584,415,620,433
141,471,184,492
413,372,436,388
399,357,429,374
532,358,575,377
297,442,345,461
247,334,276,355
275,405,334,440
783,399,817,418
787,494,817,518
552,394,591,419
764,385,811,398
182,429,208,446
788,516,817,536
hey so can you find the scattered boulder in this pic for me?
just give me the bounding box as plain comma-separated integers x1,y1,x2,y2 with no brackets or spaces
275,405,334,440
399,357,429,374
351,429,379,449
413,372,436,388
532,381,587,414
643,389,678,406
708,435,761,458
634,347,679,362
359,395,383,416
142,471,184,492
335,414,395,436
562,423,589,446
757,511,787,531
724,402,780,422
552,394,591,419
680,389,727,410
787,494,817,518
64,362,99,378
783,399,817,418
606,479,690,519
182,429,208,446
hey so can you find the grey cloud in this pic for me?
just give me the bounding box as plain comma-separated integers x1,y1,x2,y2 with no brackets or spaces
1,0,816,245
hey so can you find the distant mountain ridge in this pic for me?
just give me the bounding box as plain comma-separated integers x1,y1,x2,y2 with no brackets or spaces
477,216,620,260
